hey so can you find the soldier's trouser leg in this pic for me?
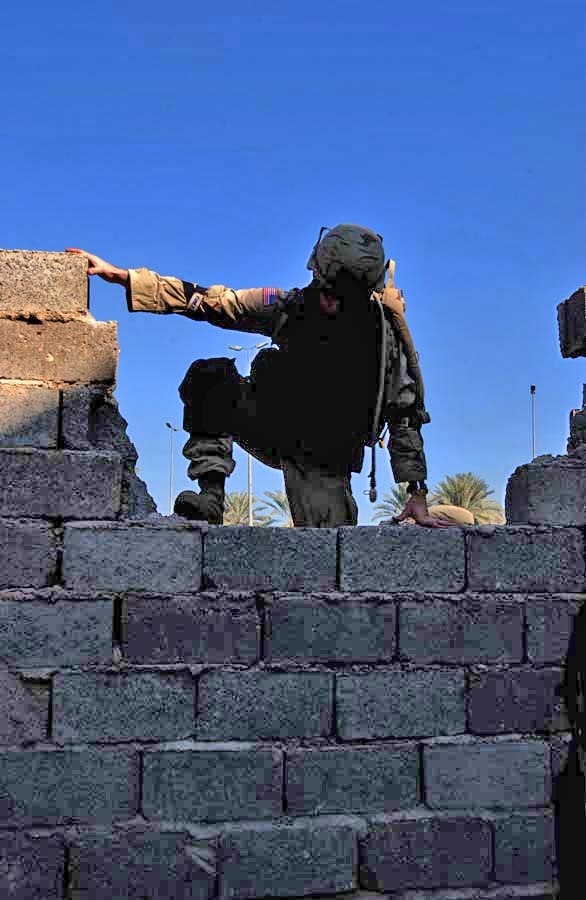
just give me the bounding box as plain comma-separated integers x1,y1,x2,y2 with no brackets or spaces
281,458,358,528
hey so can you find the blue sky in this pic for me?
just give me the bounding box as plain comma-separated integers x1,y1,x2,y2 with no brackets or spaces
2,0,584,521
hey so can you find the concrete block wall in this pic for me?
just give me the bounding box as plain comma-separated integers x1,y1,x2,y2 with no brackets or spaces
0,251,583,899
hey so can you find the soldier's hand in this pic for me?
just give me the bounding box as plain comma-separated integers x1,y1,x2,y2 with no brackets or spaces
66,249,129,286
396,494,456,528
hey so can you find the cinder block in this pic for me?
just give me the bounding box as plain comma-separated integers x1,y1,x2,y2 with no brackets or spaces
0,598,112,666
197,671,333,740
0,319,117,382
0,520,56,588
493,811,555,884
0,383,59,448
219,818,359,899
339,527,465,592
286,744,419,815
53,671,195,742
266,593,395,663
0,832,65,899
0,748,138,824
61,385,136,457
399,595,523,663
424,738,551,809
467,527,585,592
0,449,123,519
550,733,572,779
63,522,203,593
336,670,466,740
122,593,259,664
0,249,88,317
69,829,215,900
204,528,337,592
506,456,586,526
143,744,282,822
0,663,47,745
558,286,586,358
527,598,581,663
360,813,491,891
468,668,566,735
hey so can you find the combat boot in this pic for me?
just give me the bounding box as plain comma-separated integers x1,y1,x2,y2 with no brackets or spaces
173,473,225,525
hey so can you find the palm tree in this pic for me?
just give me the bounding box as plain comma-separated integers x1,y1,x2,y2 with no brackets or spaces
429,473,505,524
258,490,294,527
223,491,276,526
371,483,410,522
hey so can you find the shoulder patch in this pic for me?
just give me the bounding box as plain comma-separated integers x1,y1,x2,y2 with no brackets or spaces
262,287,281,307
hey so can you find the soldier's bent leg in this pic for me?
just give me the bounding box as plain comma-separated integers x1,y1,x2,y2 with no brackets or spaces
281,459,358,528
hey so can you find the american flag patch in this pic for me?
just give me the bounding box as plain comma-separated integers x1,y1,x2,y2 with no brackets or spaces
263,287,280,306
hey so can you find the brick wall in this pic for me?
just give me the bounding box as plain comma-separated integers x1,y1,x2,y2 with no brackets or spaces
1,251,583,899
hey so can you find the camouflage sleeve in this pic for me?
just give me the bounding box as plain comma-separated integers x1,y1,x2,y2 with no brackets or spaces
386,421,428,484
126,268,283,336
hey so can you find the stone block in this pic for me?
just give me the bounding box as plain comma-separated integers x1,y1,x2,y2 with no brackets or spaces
0,832,65,899
0,663,47,745
0,383,59,448
69,829,215,900
265,593,395,662
493,811,555,884
0,520,56,588
0,449,123,518
339,526,465,592
399,595,523,663
197,671,333,740
0,747,137,823
506,455,586,526
467,527,584,592
62,522,203,593
558,287,586,358
0,598,112,666
286,744,419,815
336,669,466,739
424,738,551,809
550,733,572,779
526,597,581,663
219,818,359,899
143,743,282,822
53,671,195,742
122,593,259,664
0,318,118,382
0,249,88,317
204,527,337,591
360,813,492,891
468,668,566,735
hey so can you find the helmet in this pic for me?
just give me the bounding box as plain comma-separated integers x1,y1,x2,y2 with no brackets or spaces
306,223,386,292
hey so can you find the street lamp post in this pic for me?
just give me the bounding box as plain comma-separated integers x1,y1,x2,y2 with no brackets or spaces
165,422,179,515
228,342,269,525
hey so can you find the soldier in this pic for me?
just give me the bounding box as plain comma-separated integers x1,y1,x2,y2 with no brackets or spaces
68,224,450,528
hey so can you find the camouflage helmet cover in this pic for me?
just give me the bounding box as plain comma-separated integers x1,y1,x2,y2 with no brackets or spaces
307,223,386,292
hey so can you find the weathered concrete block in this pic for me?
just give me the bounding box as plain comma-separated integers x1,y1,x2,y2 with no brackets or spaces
399,595,523,663
506,455,586,526
63,522,203,592
143,743,282,822
0,319,118,382
53,671,195,742
550,732,572,779
360,813,492,891
527,597,582,663
0,383,59,448
558,286,586,358
493,811,555,884
266,593,395,662
122,593,259,664
468,668,566,735
337,669,466,740
69,829,215,900
467,527,585,592
287,744,419,815
0,832,65,899
0,249,88,317
0,748,138,823
0,663,47,745
0,597,112,667
424,738,551,809
197,671,333,740
0,520,56,588
219,818,359,899
204,528,337,591
339,527,466,592
0,449,123,518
